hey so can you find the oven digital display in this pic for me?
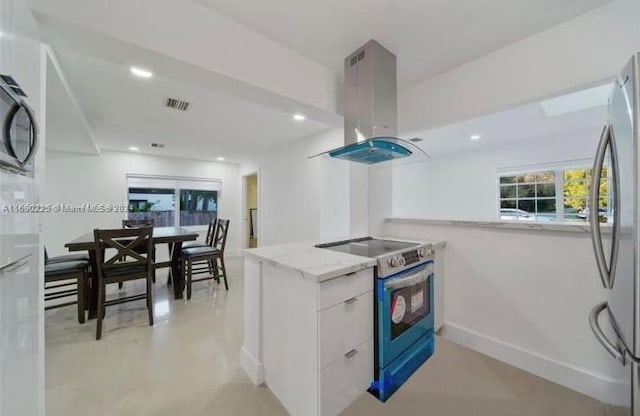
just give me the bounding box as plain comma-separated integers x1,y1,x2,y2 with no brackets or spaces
402,250,419,266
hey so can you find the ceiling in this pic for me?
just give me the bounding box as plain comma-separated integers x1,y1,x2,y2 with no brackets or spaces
51,48,331,163
412,90,609,158
36,0,616,163
195,0,614,88
45,53,98,154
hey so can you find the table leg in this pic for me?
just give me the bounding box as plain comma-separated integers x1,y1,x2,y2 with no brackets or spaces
171,241,184,299
167,243,174,286
87,249,99,320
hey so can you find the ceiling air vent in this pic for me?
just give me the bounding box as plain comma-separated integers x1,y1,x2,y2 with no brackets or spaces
149,143,166,149
165,97,190,111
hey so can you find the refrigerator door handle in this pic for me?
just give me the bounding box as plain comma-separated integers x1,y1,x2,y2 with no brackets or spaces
590,124,614,288
589,301,626,364
607,124,621,288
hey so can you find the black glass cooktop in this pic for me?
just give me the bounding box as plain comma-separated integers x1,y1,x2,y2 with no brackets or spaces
315,237,418,258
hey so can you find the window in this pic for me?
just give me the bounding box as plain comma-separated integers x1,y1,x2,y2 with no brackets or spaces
126,175,220,227
179,189,218,226
563,167,610,222
498,166,610,223
499,171,556,221
128,187,176,226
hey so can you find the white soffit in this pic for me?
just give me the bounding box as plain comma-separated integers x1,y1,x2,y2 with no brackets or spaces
540,83,612,117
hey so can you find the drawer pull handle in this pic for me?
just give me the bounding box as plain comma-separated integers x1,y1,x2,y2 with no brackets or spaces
344,349,358,359
344,297,358,304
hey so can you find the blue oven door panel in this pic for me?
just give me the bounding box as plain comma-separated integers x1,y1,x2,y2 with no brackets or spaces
372,331,435,402
377,262,434,368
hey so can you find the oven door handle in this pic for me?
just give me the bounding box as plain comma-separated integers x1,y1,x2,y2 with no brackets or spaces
384,270,428,290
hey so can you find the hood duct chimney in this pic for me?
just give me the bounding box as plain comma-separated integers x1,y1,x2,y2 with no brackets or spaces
310,40,428,164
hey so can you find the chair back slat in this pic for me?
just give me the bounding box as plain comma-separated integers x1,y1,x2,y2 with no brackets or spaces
93,227,153,275
122,219,154,228
212,219,230,251
206,218,217,247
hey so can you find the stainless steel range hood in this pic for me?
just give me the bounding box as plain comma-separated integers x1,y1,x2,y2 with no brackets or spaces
311,40,427,164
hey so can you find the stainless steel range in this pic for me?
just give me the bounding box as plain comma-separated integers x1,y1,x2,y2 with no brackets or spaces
316,237,433,277
316,237,435,401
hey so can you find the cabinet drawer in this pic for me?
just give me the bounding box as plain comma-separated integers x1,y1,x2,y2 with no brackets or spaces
319,339,373,416
318,268,373,310
319,291,373,369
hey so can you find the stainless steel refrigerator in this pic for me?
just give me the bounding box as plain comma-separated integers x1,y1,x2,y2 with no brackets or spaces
589,52,640,415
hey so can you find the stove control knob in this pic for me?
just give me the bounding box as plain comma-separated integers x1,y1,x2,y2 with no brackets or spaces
399,256,406,266
418,248,426,258
389,256,403,267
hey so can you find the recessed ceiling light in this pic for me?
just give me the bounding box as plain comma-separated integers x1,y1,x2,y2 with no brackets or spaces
470,135,481,141
129,146,139,151
130,66,153,78
293,113,306,121
216,156,225,161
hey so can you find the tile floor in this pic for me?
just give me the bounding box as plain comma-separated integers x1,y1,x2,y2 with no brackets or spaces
46,257,628,416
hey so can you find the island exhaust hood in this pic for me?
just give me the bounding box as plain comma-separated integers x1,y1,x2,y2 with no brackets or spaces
310,40,427,164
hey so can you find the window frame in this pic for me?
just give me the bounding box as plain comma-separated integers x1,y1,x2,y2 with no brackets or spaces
496,160,612,223
125,174,222,228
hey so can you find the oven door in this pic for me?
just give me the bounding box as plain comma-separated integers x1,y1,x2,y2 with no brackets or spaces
377,262,434,368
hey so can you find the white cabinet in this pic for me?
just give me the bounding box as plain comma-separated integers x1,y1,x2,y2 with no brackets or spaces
318,268,372,310
318,272,373,416
319,339,373,416
255,258,374,416
319,290,372,370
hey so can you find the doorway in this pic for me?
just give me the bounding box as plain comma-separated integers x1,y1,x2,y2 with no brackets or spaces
244,173,258,248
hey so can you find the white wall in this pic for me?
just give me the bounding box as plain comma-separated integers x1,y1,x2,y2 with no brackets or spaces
384,220,628,406
399,0,640,133
240,129,354,246
42,151,241,256
393,132,600,220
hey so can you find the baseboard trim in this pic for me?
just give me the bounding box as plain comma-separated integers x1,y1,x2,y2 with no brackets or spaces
241,346,264,386
442,323,629,406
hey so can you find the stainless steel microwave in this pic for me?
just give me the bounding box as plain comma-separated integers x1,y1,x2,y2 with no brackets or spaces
0,75,38,174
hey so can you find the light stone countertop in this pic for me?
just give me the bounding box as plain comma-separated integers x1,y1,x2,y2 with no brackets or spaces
244,237,446,282
244,242,376,282
385,217,610,234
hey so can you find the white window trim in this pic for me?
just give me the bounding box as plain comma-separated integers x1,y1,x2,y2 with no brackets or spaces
126,174,222,228
497,161,611,223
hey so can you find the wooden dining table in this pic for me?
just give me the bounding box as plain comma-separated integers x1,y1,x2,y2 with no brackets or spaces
65,226,198,319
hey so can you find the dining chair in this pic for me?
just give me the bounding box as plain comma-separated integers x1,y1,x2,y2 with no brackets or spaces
44,259,89,324
182,217,217,249
93,226,154,340
121,218,156,285
44,246,89,264
166,218,216,286
181,219,230,299
122,218,154,228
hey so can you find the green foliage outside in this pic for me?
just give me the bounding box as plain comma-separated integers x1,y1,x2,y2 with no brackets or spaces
128,201,155,212
563,168,609,210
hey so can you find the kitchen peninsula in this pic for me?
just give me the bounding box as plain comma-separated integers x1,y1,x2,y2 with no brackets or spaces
241,238,445,416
